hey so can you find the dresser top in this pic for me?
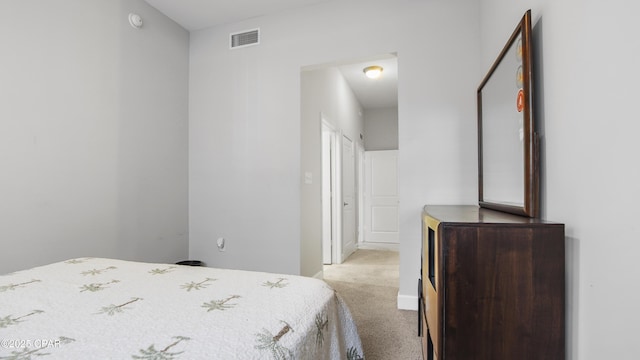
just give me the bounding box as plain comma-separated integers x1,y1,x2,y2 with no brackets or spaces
423,205,561,225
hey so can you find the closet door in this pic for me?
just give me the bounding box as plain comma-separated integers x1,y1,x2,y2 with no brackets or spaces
341,135,357,261
364,150,399,244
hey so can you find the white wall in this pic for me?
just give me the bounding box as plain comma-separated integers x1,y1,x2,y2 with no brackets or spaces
300,67,365,277
364,107,398,151
3,0,634,356
0,0,189,274
188,0,480,295
480,1,640,358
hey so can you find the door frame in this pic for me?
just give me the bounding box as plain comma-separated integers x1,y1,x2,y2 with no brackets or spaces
321,117,341,264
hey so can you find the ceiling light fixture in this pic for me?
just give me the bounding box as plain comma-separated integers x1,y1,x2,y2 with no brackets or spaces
363,65,383,79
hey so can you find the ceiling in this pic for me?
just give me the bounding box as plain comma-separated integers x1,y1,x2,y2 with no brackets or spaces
337,56,398,110
144,0,338,31
143,0,398,110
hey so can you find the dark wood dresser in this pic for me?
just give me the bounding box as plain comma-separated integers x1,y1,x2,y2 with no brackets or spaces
419,205,565,360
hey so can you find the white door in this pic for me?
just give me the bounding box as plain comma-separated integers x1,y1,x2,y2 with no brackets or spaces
341,135,357,261
356,142,365,245
364,150,399,243
321,122,336,265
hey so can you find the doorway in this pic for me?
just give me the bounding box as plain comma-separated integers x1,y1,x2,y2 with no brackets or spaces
321,118,359,265
301,53,399,273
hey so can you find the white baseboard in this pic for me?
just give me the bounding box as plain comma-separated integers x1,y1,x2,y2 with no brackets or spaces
312,270,324,280
397,292,419,311
357,242,399,251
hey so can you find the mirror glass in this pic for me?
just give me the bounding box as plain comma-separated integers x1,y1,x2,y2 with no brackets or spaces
478,10,538,218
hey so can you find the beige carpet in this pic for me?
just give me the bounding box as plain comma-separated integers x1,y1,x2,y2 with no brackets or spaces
323,249,422,360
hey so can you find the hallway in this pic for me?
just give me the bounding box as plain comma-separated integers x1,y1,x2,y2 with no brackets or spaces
323,250,422,359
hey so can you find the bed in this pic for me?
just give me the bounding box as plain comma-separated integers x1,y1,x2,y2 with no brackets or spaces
0,257,364,359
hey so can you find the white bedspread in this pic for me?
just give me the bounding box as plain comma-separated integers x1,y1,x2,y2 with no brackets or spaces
0,258,364,359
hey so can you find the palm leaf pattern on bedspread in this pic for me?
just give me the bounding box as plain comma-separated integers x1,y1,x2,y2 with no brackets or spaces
132,336,191,360
0,258,364,359
0,310,44,329
96,297,143,316
180,277,217,291
255,321,295,360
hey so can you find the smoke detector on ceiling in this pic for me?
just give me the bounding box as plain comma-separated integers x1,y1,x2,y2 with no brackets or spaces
129,13,143,29
230,28,260,49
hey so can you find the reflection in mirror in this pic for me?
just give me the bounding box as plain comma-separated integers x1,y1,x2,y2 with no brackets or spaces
478,10,539,218
481,32,524,206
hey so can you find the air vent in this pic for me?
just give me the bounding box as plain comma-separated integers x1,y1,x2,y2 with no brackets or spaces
230,28,260,49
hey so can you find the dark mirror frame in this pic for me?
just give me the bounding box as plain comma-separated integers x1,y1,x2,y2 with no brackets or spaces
477,10,539,218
